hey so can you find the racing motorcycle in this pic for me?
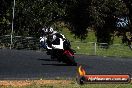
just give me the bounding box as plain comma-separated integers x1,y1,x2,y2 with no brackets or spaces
47,38,77,66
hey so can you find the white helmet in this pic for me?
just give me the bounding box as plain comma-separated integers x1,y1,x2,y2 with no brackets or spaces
49,27,54,33
42,28,48,33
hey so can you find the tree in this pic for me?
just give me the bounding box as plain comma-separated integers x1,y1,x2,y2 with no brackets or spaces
122,0,132,32
64,0,130,43
0,0,67,37
0,0,131,44
0,0,12,35
86,0,129,43
64,0,90,40
13,0,66,37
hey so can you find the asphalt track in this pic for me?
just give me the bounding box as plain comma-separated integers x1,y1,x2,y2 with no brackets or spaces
0,49,132,80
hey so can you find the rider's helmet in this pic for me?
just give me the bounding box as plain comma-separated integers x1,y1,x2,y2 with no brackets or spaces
49,27,54,34
42,27,48,36
42,28,48,33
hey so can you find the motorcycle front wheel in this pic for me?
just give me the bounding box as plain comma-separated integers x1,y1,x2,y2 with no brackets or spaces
64,56,77,66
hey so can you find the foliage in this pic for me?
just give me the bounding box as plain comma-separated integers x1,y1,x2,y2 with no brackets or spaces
89,0,129,43
14,0,67,37
0,0,67,37
0,0,132,43
64,0,90,40
0,0,12,35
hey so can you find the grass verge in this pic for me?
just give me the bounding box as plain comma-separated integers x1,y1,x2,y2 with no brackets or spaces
71,42,132,57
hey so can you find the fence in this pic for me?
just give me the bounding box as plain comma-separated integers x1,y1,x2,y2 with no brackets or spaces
0,35,132,57
71,41,132,57
0,35,40,50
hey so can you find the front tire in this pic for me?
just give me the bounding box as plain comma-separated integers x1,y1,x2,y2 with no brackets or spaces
65,56,77,66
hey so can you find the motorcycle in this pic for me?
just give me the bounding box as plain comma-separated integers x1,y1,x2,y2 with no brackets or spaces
48,39,77,66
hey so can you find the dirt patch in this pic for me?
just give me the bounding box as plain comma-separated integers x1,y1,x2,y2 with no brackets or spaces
0,80,31,87
0,80,72,87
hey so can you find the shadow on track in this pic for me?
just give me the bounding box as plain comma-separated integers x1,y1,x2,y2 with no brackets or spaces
38,58,57,61
38,58,77,66
42,63,77,66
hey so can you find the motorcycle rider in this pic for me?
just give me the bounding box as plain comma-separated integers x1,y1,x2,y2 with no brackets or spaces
47,27,66,50
40,26,76,65
40,26,67,52
40,27,48,49
47,28,76,65
46,27,72,61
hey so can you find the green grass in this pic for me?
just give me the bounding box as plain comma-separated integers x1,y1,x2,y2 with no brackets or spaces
71,42,95,55
59,27,97,42
3,84,132,88
59,27,132,57
97,44,132,57
71,42,132,57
